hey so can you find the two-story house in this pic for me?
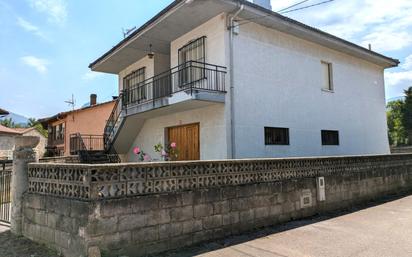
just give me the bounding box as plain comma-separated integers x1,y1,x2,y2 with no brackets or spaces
89,0,398,162
40,94,115,157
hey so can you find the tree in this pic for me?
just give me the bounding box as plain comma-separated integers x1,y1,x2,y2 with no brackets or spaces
387,100,408,146
27,118,38,127
0,118,15,128
402,87,412,141
26,118,48,137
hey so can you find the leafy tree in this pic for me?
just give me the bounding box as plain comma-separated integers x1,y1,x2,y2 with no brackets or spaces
387,100,408,146
26,118,48,137
402,87,412,140
27,118,38,127
0,118,15,128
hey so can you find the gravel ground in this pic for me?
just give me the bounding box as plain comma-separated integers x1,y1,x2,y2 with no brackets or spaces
0,226,59,257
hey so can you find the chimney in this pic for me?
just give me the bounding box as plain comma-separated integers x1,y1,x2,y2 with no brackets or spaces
90,94,97,106
253,0,272,10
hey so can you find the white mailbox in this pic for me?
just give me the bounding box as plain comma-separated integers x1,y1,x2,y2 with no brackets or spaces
317,177,326,201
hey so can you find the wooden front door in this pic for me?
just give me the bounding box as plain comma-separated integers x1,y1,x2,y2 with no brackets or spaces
167,123,200,161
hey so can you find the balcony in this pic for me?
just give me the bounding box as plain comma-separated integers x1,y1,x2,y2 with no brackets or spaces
70,134,104,155
104,61,226,152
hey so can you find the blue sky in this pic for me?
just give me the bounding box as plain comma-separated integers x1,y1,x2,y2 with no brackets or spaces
0,0,411,119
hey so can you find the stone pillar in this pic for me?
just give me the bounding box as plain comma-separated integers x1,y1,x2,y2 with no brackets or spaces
10,136,39,235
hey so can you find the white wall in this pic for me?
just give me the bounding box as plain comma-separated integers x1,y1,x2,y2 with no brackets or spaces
170,13,227,68
126,104,227,162
232,22,389,158
118,56,155,92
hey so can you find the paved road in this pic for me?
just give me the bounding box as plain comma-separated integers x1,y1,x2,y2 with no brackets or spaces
164,195,412,257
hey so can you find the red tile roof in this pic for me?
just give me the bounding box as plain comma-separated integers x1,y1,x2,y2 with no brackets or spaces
0,124,21,135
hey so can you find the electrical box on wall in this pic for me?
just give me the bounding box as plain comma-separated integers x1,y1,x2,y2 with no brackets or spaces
300,189,312,208
317,177,326,201
233,21,240,35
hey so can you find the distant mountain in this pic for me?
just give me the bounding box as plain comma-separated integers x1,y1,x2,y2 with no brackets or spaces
0,112,29,126
387,96,405,103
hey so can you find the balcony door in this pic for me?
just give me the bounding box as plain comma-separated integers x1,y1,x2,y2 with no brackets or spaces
167,123,200,161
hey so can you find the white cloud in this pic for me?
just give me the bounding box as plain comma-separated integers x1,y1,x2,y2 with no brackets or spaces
16,17,47,39
272,0,412,52
82,71,103,81
29,0,67,25
20,56,49,74
385,70,412,87
402,55,412,70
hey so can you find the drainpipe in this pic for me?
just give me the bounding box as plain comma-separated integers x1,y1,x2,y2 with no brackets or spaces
228,3,244,159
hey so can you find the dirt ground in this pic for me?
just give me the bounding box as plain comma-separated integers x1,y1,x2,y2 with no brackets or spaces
0,225,59,257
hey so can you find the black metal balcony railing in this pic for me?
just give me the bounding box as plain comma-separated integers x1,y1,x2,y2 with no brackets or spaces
122,61,226,108
70,134,104,155
104,61,227,151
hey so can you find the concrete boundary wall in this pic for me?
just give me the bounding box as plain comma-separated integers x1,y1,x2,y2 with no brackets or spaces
22,154,412,256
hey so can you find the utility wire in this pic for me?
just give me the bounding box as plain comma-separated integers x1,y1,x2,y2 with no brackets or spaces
277,0,310,13
279,0,334,14
232,0,334,28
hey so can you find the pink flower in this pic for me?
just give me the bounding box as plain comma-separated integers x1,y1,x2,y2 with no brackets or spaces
143,154,151,161
170,142,177,148
133,147,140,155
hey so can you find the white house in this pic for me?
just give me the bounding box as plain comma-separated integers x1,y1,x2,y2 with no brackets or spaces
89,0,399,162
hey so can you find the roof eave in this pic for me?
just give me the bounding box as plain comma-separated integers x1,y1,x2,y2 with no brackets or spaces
89,0,185,71
89,0,399,71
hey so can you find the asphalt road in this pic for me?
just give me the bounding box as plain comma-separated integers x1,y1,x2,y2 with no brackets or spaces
163,195,412,257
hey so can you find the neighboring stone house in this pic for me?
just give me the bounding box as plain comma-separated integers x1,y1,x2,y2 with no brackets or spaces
0,125,47,160
40,94,115,157
89,0,399,162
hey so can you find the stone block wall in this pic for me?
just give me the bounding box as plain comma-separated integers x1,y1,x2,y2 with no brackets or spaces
22,154,412,257
22,194,90,257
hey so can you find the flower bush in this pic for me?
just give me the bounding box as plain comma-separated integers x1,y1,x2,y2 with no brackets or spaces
132,146,151,162
154,142,179,161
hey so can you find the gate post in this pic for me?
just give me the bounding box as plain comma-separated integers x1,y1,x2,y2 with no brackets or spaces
10,136,39,235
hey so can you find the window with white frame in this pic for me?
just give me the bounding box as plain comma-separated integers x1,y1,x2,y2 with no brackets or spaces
321,61,333,91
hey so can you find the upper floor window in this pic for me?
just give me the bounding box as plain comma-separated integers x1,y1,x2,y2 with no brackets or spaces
51,123,65,141
124,67,146,103
321,130,339,145
178,37,206,86
321,61,333,91
265,127,289,145
178,36,206,65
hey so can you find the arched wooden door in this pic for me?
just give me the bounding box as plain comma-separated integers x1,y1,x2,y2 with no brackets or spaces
167,123,200,161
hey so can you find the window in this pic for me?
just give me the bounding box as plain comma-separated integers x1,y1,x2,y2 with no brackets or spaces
52,123,64,141
178,36,206,65
321,61,333,91
321,130,339,145
178,36,206,86
264,127,289,145
124,67,146,103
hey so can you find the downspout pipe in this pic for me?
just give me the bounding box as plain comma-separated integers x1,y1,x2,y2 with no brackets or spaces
229,3,244,159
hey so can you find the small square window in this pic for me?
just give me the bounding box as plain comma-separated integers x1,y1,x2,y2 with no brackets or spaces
321,130,339,145
265,127,289,145
321,61,333,91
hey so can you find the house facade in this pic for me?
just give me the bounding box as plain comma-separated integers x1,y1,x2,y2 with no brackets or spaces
40,95,115,156
0,125,47,160
89,0,398,162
